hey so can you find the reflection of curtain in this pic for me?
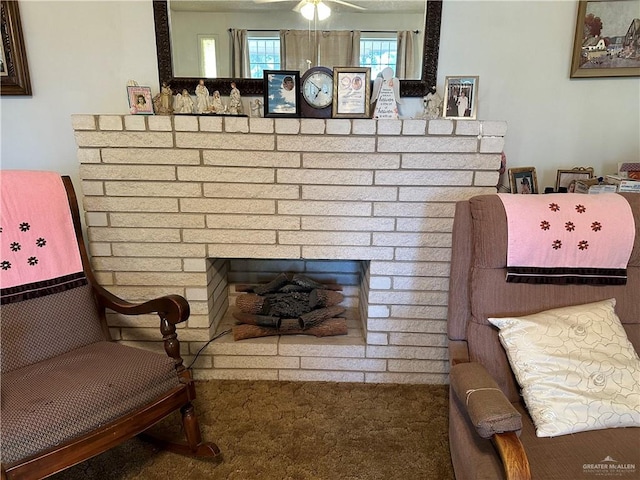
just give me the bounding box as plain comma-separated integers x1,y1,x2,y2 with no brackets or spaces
230,29,250,77
396,30,417,79
281,30,360,72
281,30,313,72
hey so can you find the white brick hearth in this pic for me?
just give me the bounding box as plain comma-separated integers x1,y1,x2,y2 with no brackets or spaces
73,114,505,384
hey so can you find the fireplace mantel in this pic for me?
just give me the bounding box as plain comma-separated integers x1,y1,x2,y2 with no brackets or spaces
73,115,505,383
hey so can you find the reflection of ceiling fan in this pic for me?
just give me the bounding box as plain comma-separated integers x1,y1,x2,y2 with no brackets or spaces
255,0,366,20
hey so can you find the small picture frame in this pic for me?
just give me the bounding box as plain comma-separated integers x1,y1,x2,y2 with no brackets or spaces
332,67,371,119
263,70,300,118
509,167,538,194
555,167,595,192
443,76,478,119
127,86,154,115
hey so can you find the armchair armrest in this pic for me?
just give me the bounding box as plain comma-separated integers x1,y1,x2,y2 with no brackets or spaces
450,362,531,480
94,284,190,325
450,362,522,438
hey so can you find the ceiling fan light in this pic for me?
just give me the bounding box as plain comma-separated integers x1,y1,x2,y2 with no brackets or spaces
300,3,315,20
317,2,331,20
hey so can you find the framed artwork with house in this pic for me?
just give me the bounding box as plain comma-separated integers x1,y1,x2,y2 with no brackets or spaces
570,0,640,78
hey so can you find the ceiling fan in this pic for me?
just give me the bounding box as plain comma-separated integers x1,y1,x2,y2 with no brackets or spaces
254,0,366,17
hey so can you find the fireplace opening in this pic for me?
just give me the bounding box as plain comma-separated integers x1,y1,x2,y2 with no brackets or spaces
207,259,370,343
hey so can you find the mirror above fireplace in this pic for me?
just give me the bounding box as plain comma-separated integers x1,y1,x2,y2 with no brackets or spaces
152,0,442,96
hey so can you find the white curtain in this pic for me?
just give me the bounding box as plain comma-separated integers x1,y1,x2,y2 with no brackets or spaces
230,29,250,78
281,30,360,72
396,30,418,79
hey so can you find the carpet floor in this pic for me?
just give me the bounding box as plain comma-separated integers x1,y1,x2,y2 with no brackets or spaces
51,380,455,480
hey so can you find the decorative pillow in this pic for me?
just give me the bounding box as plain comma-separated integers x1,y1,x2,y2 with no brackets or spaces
488,298,640,437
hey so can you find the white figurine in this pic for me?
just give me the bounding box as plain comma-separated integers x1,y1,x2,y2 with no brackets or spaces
195,79,211,114
228,81,243,115
174,89,194,114
210,90,225,113
370,67,401,119
423,86,443,120
250,99,263,118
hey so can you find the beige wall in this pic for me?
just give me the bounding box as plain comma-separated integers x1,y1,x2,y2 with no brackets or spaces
1,1,639,192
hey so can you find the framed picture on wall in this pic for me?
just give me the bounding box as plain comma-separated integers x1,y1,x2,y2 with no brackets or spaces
443,76,478,119
127,86,154,114
332,67,371,119
555,167,595,192
263,70,300,118
509,167,538,194
1,0,32,95
570,0,640,78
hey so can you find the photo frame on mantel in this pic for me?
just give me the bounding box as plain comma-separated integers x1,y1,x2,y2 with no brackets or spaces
570,0,640,78
0,0,32,96
443,76,478,120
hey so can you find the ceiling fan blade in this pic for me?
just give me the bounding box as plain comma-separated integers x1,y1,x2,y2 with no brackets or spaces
292,0,307,13
329,0,366,11
253,0,295,3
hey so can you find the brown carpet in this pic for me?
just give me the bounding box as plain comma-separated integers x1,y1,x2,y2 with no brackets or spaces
51,380,454,480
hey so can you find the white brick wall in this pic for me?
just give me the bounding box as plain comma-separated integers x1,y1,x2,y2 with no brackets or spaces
73,114,505,384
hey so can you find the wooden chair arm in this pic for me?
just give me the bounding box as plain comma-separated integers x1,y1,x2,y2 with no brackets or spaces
492,431,531,480
93,284,190,325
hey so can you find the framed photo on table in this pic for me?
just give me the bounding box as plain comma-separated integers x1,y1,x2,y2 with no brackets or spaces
555,167,594,192
443,76,478,119
263,70,300,118
127,86,154,115
570,0,640,78
509,167,538,194
332,67,371,118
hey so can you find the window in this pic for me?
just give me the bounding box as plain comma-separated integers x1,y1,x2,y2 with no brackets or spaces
199,36,218,78
359,36,397,79
248,35,281,79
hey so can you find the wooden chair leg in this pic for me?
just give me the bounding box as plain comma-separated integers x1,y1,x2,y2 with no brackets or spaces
139,403,221,459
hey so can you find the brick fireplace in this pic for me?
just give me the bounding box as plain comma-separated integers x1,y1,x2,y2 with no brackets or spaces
72,114,505,383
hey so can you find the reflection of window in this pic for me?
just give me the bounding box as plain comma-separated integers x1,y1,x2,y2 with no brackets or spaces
199,36,218,77
248,35,281,79
360,36,397,78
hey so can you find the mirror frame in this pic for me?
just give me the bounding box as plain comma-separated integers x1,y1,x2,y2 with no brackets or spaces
153,0,441,97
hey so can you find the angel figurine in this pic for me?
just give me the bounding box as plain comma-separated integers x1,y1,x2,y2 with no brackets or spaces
250,98,263,117
370,67,401,119
195,79,211,114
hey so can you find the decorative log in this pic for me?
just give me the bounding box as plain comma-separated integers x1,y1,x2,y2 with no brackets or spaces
291,273,330,290
299,305,346,329
279,317,304,330
262,292,311,318
235,283,343,293
309,289,345,309
232,311,281,328
235,294,267,314
252,272,290,295
232,318,348,341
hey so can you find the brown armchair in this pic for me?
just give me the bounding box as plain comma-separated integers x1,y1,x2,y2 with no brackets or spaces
447,193,640,480
0,171,220,479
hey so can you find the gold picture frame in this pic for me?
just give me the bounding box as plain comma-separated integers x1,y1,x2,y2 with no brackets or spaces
509,167,538,194
1,0,32,95
555,167,595,192
570,0,640,78
332,67,371,119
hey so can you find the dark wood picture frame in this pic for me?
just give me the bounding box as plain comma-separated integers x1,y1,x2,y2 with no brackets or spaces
570,0,640,78
1,0,32,96
263,70,300,118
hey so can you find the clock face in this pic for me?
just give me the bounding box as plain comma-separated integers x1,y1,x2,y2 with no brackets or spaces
302,71,333,109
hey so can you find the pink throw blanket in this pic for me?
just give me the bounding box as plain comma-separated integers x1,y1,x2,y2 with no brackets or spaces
498,193,635,284
1,171,84,300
